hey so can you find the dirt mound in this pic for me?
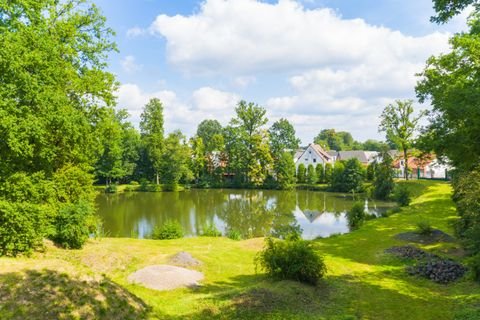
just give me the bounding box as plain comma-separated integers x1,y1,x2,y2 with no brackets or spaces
128,265,204,291
168,251,202,267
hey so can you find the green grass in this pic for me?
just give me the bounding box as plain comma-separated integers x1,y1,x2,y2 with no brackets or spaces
0,180,478,319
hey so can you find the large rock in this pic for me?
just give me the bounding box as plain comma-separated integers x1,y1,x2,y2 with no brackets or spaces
128,265,204,291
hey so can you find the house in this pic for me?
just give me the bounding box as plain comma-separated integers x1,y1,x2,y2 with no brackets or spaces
394,155,451,179
294,143,333,170
335,150,379,166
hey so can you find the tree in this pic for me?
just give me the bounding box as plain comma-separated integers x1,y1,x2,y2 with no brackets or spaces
269,119,300,156
330,159,364,193
316,164,325,184
0,0,117,178
190,136,206,183
160,131,193,191
297,164,306,184
362,139,389,152
324,163,333,184
306,164,317,186
373,150,395,200
430,0,479,23
314,129,344,151
196,120,223,153
274,152,296,190
379,100,425,180
0,0,116,252
140,98,164,185
225,101,273,186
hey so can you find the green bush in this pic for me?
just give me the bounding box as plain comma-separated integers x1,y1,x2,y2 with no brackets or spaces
0,201,50,256
394,184,411,207
152,220,184,240
201,223,222,237
255,238,326,285
226,229,242,241
347,202,366,230
468,253,480,282
297,164,306,184
416,220,434,235
53,201,97,249
105,184,118,193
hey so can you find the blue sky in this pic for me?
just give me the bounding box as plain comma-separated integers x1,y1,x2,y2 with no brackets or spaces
94,0,469,144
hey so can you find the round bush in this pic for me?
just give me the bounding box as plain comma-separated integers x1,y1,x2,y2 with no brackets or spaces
0,201,50,256
394,185,411,207
152,220,184,240
347,202,366,230
53,201,97,249
255,238,327,285
201,223,222,237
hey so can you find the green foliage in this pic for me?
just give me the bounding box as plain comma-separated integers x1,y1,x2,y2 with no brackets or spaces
269,118,300,156
347,202,366,230
416,221,434,235
274,152,296,190
379,100,425,180
467,253,480,282
430,0,477,23
201,223,222,237
314,129,355,151
324,163,333,184
224,101,273,187
196,119,223,153
52,165,95,205
0,172,55,205
105,184,118,194
306,164,317,186
330,159,365,193
0,201,50,256
53,202,96,249
373,151,396,200
152,220,184,240
366,162,376,181
160,130,193,189
226,229,242,241
255,238,327,285
140,98,165,184
316,164,325,183
394,184,411,207
297,164,306,183
0,0,117,179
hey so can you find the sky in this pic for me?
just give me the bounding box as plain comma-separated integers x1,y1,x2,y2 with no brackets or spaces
94,0,471,144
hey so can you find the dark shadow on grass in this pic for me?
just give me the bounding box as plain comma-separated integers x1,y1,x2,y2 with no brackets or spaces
0,269,150,320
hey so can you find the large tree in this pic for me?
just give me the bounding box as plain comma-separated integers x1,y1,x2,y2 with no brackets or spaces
0,0,117,178
140,98,164,184
430,0,479,23
269,118,300,156
0,0,116,251
379,100,425,180
225,101,273,186
160,131,193,191
196,119,223,153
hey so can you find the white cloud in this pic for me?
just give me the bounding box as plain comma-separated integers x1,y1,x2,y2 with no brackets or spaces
138,0,454,142
126,26,147,38
116,84,238,136
150,0,449,74
120,55,143,73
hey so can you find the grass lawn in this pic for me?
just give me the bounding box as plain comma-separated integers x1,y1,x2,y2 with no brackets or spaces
0,180,479,319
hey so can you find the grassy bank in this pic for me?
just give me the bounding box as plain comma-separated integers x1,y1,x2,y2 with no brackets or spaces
1,181,478,319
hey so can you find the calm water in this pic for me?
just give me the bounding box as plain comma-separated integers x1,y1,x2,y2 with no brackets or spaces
96,189,395,240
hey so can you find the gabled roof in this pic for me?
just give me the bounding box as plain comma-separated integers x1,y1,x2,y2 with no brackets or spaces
337,151,378,164
294,148,305,161
310,144,332,161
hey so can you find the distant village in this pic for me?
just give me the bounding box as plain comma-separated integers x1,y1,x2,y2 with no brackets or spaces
294,143,451,180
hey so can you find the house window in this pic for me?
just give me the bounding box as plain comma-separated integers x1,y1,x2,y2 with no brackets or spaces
313,159,317,163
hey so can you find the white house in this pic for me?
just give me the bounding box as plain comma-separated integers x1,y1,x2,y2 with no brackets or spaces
294,143,333,170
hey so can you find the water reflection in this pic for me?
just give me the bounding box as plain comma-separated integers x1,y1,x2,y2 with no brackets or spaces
96,189,394,240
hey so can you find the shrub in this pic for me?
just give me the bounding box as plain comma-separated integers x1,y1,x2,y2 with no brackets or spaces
105,184,117,193
416,221,434,235
297,164,306,183
347,202,366,230
306,164,317,186
201,223,222,237
468,253,480,282
226,229,242,241
53,201,97,249
394,184,411,207
152,220,184,240
0,201,50,256
255,238,326,285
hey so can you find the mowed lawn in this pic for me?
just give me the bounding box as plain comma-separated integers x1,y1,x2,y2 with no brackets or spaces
0,181,478,319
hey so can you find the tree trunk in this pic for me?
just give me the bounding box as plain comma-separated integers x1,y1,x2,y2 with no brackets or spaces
156,173,159,185
403,148,409,180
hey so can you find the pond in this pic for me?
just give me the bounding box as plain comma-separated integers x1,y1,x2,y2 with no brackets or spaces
96,189,396,240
